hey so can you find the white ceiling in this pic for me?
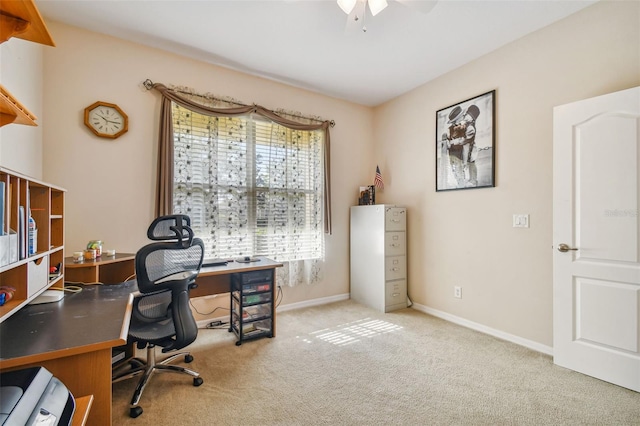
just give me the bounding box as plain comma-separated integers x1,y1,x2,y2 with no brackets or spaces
35,0,597,106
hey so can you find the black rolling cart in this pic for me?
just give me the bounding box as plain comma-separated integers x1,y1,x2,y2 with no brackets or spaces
229,269,274,345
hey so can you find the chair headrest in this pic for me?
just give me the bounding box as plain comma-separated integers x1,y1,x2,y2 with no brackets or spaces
147,214,193,244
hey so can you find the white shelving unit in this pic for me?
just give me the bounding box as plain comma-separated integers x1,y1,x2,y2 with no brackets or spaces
0,167,65,323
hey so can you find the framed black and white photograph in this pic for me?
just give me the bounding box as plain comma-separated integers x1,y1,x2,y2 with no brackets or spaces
436,90,495,191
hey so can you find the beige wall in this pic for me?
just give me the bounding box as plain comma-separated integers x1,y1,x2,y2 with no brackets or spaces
5,0,638,348
41,21,374,317
373,0,640,348
0,38,45,178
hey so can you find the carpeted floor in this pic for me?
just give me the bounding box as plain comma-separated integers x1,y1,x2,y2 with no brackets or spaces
112,300,639,425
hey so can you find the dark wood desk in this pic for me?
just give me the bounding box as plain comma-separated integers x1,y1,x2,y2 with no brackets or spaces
0,281,135,426
0,257,282,426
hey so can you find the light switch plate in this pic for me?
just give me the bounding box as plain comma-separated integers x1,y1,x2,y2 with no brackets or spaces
513,214,530,228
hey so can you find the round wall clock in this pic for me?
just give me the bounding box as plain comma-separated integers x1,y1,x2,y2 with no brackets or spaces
84,101,128,139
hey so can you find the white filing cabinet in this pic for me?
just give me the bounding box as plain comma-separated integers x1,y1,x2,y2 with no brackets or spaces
350,205,407,312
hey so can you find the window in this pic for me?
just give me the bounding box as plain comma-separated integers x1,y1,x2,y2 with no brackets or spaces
172,104,325,263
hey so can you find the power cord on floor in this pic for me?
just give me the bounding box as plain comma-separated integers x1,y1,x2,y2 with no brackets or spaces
189,301,230,317
205,320,229,329
276,285,283,308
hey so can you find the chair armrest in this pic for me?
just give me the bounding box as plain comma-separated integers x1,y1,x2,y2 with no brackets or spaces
156,271,198,285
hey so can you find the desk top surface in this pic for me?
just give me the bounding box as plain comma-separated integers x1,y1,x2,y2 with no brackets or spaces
199,256,283,276
0,258,282,367
0,281,135,367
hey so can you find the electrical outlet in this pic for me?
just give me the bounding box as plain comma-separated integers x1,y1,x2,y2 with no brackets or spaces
454,286,462,299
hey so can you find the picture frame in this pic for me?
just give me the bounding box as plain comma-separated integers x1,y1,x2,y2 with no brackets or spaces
358,185,375,205
436,90,496,191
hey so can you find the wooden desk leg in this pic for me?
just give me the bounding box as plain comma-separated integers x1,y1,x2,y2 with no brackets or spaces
72,395,94,426
11,349,112,426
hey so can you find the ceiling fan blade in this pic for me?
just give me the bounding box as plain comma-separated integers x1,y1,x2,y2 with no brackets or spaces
338,0,358,14
395,0,438,14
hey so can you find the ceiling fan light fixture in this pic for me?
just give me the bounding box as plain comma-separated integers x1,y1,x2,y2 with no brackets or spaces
368,0,388,16
337,0,357,14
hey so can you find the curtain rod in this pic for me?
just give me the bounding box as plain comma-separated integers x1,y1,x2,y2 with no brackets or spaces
143,79,335,127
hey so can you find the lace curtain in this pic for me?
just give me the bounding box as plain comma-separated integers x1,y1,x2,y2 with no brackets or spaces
150,83,331,286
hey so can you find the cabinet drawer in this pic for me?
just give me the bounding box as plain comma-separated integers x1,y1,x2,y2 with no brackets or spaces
243,292,271,305
242,282,271,294
385,232,405,256
233,318,272,338
385,279,407,308
233,300,272,321
385,208,406,231
235,269,273,285
385,256,406,281
232,269,273,292
27,256,49,297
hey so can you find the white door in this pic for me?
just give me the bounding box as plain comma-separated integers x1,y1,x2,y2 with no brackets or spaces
553,86,640,392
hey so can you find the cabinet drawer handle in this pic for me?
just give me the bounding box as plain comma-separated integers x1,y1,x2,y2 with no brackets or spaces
391,267,399,271
390,243,400,247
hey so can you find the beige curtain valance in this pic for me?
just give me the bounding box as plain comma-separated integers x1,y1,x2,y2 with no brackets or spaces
150,82,332,234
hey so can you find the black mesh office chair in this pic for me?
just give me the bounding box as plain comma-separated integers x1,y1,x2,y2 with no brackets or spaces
112,214,205,418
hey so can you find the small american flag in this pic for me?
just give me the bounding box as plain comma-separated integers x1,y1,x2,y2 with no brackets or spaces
374,165,384,189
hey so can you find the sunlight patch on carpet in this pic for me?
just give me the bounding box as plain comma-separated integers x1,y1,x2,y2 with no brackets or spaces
297,318,403,346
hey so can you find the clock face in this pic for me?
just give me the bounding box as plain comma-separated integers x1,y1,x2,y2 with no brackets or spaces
84,101,128,139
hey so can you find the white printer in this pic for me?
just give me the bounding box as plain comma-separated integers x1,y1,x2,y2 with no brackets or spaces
0,366,75,426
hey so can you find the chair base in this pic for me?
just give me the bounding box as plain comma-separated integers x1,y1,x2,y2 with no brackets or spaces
112,343,203,416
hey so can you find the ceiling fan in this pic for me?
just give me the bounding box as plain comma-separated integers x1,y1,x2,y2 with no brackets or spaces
338,0,438,32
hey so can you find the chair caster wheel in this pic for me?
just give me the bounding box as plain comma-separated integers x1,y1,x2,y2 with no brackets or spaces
130,406,143,418
235,341,242,346
194,377,203,386
185,354,194,363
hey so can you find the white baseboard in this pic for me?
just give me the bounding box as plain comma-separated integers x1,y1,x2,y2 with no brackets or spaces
277,293,350,312
411,302,553,356
196,294,552,356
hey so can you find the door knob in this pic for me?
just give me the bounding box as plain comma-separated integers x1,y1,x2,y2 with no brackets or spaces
557,243,578,252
